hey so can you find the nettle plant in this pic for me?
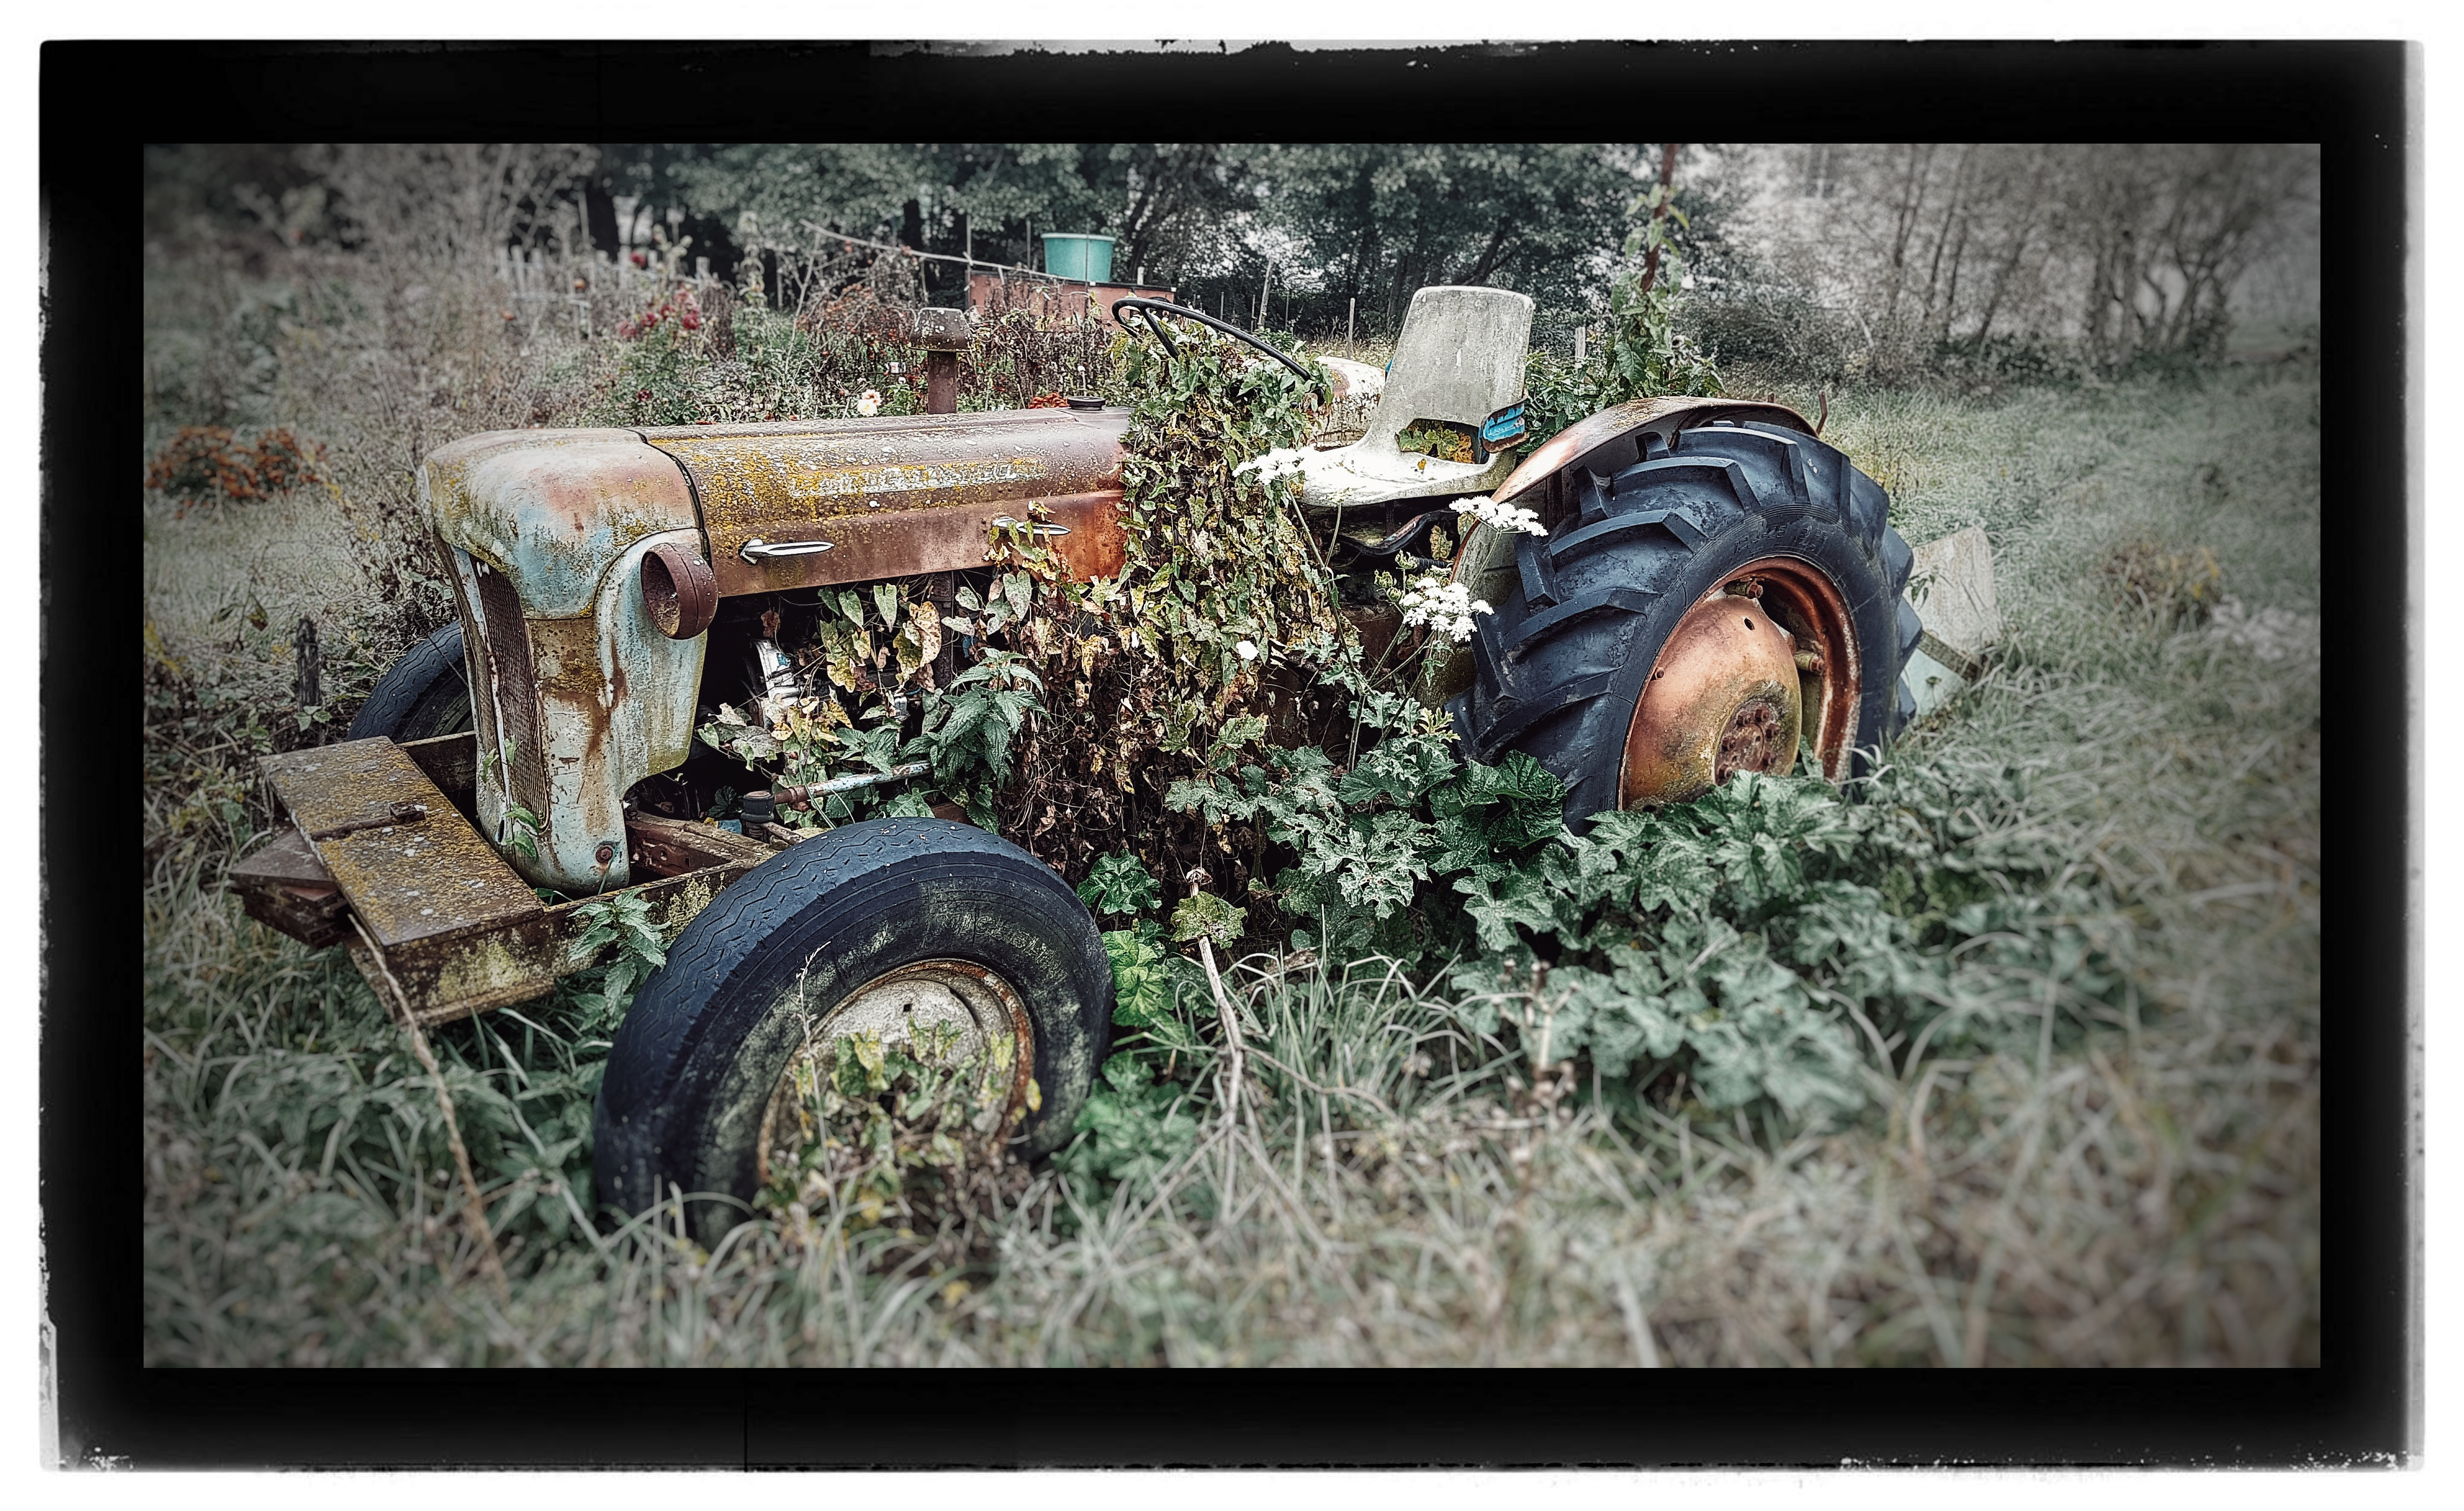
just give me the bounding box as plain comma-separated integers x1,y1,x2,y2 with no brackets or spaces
1522,179,1724,445
1438,761,2137,1126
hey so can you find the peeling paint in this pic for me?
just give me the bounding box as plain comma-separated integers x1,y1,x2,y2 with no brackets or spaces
456,528,710,893
423,429,701,619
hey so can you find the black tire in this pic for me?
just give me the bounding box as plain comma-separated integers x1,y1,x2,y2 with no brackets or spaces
346,621,472,741
1451,418,1920,826
592,817,1112,1245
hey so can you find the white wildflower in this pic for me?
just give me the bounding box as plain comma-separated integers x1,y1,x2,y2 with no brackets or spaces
856,389,882,417
1235,640,1258,661
1397,573,1492,645
1451,494,1547,537
1234,447,1309,484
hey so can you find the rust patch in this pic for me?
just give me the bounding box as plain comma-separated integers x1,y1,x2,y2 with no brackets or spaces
1619,587,1804,809
1714,700,1793,782
380,863,762,1027
642,410,1131,595
719,489,1128,594
1617,557,1862,807
641,540,719,639
305,801,431,842
258,779,773,1026
398,731,477,817
1728,556,1863,783
627,812,777,879
228,829,350,948
1344,601,1407,669
464,557,549,820
926,350,960,414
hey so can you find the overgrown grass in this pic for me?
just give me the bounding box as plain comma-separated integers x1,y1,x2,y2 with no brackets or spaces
143,345,2318,1365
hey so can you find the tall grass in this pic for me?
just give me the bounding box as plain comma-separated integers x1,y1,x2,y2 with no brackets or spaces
144,250,2319,1370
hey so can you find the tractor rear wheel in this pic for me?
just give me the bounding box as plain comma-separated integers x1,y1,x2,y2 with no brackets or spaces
346,621,473,742
1451,418,1921,825
592,817,1112,1246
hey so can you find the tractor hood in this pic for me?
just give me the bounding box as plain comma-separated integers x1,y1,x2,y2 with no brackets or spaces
422,407,1135,619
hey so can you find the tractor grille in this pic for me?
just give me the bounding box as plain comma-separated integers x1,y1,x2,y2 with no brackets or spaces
456,548,550,821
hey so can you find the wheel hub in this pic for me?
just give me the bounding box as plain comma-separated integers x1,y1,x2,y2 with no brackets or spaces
756,959,1035,1185
1715,699,1793,782
1620,585,1806,808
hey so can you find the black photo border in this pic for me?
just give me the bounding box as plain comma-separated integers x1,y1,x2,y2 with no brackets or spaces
50,37,2407,1467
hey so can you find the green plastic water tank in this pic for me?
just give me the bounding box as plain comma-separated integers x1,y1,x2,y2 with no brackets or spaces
1040,234,1115,283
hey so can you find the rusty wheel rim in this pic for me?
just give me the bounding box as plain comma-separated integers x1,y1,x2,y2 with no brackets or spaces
1619,556,1862,808
755,959,1037,1187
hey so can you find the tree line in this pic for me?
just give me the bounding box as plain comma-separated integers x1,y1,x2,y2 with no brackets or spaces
146,141,2318,380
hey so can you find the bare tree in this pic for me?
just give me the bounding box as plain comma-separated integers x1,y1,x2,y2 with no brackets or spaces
303,144,599,266
1693,142,2318,382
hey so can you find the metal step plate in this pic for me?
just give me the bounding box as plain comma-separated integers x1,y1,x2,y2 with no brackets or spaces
260,737,555,1019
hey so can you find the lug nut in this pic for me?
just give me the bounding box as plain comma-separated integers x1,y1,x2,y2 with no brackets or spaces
595,842,617,866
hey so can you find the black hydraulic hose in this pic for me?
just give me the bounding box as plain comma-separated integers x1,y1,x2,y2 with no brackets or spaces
1109,296,1318,384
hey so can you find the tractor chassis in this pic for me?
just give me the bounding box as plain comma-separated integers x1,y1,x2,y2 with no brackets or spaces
232,733,778,1027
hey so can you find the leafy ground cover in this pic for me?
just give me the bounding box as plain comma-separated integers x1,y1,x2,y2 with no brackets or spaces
141,326,2318,1363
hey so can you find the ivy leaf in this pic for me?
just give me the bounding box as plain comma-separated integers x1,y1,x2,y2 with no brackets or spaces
1079,853,1164,917
1102,927,1193,1048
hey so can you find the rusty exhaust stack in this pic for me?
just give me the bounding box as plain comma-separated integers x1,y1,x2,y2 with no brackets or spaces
915,307,971,415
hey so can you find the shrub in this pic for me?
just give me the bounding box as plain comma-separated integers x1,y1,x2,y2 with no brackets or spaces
143,425,326,518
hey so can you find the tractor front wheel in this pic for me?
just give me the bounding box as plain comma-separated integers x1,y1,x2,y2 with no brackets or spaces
591,818,1112,1246
346,621,473,742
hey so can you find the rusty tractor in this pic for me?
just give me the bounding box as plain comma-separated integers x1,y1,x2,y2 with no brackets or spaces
232,285,1948,1243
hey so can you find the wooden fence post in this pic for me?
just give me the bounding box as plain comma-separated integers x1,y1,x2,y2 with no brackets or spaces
294,616,321,719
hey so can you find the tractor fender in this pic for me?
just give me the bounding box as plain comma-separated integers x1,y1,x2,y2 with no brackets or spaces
1489,397,1817,508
